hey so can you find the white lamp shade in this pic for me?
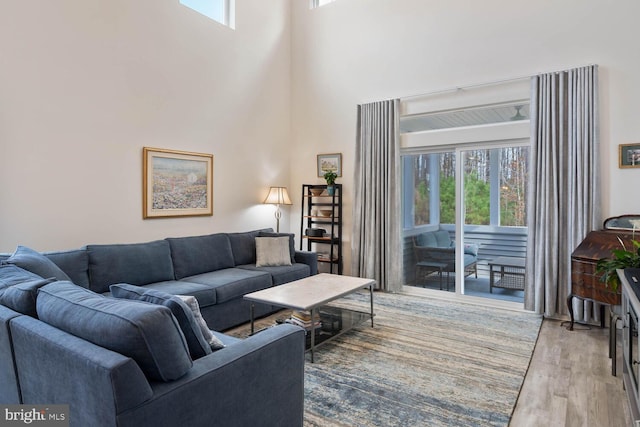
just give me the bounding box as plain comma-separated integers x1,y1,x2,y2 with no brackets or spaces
263,187,292,205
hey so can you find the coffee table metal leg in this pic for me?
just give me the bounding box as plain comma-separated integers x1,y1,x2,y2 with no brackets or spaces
250,303,255,335
369,284,374,328
310,307,316,363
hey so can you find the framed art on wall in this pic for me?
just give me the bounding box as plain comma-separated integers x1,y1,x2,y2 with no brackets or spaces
317,153,342,177
619,143,640,168
143,147,213,218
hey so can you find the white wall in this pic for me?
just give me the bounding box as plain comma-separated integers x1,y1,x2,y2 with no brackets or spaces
291,0,640,275
2,0,639,258
0,0,292,252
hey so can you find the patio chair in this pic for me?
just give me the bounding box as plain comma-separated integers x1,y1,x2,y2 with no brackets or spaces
413,230,478,289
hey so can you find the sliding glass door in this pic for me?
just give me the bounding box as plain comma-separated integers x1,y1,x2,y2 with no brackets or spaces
459,145,528,302
403,142,529,303
403,150,458,294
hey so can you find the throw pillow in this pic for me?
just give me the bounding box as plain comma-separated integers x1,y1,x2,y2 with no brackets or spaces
255,236,292,267
109,284,213,359
176,295,225,350
37,281,192,382
5,246,71,282
464,243,479,256
258,231,296,264
0,277,56,317
0,264,43,297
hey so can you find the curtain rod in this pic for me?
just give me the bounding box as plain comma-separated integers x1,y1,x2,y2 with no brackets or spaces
399,75,529,102
397,63,597,103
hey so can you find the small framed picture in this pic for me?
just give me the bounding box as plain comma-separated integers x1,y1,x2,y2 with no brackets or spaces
317,153,342,177
143,147,214,218
619,143,640,168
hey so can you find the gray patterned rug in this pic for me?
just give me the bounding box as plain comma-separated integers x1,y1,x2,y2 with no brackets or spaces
230,291,542,427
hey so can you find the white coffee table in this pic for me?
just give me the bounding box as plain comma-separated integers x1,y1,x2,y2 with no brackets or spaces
243,273,375,362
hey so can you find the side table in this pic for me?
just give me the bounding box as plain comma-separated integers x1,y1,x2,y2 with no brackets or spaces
488,256,525,293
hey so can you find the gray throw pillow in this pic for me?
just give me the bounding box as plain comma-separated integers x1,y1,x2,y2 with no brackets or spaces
258,231,296,263
0,277,56,317
5,246,71,282
255,237,293,267
176,295,225,350
109,284,213,359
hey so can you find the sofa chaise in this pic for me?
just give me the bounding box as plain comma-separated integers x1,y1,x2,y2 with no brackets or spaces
0,228,316,426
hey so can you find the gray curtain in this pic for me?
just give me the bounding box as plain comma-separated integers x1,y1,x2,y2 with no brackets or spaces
352,99,403,292
525,65,600,317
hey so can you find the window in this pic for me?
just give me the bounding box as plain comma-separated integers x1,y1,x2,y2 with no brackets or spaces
401,99,530,231
310,0,337,9
403,145,528,229
180,0,235,28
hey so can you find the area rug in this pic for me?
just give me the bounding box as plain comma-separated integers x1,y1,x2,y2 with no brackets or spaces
230,291,542,427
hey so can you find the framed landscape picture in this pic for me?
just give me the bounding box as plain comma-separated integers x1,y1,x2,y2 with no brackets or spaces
317,153,342,177
619,143,640,168
143,147,213,218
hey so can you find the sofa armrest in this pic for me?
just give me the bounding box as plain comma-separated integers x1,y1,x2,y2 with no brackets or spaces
0,305,22,403
415,245,456,265
10,316,153,421
295,250,318,275
119,324,305,427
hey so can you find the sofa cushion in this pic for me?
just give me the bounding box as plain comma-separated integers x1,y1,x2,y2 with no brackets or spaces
415,232,437,247
258,231,296,264
135,280,217,308
5,246,71,282
45,249,90,288
239,263,310,286
0,265,44,297
416,230,453,248
255,237,292,267
110,284,213,359
87,240,175,294
175,295,225,350
181,268,272,304
434,230,452,247
0,278,56,317
166,234,235,280
227,229,270,265
37,281,192,382
463,253,477,267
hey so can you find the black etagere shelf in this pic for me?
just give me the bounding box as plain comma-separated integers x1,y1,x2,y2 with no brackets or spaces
300,184,343,275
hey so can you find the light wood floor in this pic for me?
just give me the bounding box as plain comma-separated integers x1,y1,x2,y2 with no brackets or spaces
510,319,633,426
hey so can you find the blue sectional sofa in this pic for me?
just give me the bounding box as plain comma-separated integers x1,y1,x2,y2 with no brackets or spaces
0,228,317,426
0,228,318,331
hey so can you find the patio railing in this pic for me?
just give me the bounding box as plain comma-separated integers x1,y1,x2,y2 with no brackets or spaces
403,225,528,284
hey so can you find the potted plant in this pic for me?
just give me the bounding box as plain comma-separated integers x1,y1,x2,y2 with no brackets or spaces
323,170,337,195
595,237,640,291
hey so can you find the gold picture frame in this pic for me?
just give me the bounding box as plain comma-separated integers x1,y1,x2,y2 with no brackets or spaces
619,143,640,169
143,147,213,218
